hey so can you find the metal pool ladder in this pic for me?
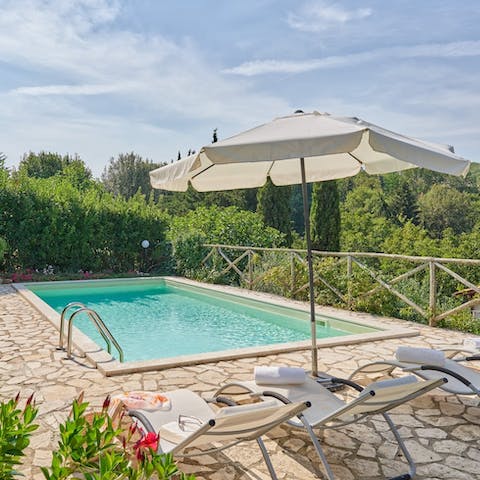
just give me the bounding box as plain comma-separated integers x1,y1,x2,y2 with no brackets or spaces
58,302,124,362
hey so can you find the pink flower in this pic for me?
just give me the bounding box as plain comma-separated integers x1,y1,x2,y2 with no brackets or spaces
134,431,159,454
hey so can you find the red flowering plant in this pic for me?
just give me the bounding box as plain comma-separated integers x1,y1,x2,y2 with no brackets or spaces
11,271,34,282
41,395,195,480
0,393,39,479
134,432,159,461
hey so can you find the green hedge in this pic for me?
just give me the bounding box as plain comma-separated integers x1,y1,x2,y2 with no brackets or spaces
0,175,169,273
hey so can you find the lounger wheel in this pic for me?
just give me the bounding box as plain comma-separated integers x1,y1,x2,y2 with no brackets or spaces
389,474,411,480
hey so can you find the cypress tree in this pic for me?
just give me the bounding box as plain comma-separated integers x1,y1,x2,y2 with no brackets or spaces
310,180,340,251
257,178,292,246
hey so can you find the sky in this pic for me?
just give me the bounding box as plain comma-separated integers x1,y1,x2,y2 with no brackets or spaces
1,0,480,177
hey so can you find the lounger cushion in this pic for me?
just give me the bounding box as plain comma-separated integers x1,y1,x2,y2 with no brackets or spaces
396,346,445,366
160,419,199,444
216,399,278,417
360,375,417,396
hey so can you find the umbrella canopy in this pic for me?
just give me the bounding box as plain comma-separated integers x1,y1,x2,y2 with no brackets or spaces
150,111,469,192
150,110,470,376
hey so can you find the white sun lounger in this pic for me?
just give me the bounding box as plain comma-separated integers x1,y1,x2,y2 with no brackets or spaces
349,346,480,397
214,374,446,480
127,388,310,480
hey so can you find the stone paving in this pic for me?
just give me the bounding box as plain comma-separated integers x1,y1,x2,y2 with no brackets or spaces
1,284,480,479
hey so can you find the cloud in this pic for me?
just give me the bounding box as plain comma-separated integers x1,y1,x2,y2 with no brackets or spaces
0,0,291,174
11,83,133,96
287,1,372,33
225,40,480,76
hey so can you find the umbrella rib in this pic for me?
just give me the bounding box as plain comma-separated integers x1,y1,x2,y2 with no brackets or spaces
266,161,274,177
348,152,364,166
191,163,214,182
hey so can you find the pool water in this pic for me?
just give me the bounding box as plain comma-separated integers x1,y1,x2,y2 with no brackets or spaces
28,280,362,362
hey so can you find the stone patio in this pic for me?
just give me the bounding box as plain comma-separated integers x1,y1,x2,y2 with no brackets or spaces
1,284,479,479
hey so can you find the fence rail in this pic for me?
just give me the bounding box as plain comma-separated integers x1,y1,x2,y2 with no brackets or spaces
202,244,480,326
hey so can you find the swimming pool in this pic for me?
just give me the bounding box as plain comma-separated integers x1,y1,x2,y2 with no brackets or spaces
17,277,417,375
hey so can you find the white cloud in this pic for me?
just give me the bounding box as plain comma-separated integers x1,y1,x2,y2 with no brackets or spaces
287,1,372,33
11,83,134,96
0,0,291,174
225,40,480,76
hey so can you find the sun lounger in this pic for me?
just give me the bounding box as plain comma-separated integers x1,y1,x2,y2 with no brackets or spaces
214,373,446,480
127,388,310,480
349,346,480,397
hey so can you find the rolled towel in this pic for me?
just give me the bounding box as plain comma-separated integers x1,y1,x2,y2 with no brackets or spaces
463,337,480,350
360,375,418,396
396,346,445,366
254,366,306,385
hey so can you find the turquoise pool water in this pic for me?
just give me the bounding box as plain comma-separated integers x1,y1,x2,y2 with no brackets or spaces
28,279,374,362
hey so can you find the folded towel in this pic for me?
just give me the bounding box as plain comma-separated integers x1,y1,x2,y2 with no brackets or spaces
396,346,445,367
463,337,480,350
254,366,306,385
360,375,417,396
110,391,171,412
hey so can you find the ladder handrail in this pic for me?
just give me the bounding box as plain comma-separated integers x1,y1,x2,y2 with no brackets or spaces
66,307,112,357
58,302,87,350
88,310,124,363
65,307,125,363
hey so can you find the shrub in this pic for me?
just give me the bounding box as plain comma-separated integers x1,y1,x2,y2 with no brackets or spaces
0,394,195,479
0,176,169,273
40,396,195,480
0,236,7,267
0,394,39,479
169,206,285,279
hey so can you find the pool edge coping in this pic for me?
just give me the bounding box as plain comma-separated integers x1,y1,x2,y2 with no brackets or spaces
14,277,419,376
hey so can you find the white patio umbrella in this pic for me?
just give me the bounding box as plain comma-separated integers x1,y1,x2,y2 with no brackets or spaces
150,110,470,376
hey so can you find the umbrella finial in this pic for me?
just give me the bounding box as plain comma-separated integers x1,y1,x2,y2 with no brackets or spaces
294,109,304,114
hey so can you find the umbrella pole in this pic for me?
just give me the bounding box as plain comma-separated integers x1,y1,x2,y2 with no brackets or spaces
300,157,318,377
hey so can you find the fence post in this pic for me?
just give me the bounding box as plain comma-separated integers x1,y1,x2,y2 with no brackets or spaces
347,255,353,308
429,260,437,326
290,252,296,296
248,250,253,289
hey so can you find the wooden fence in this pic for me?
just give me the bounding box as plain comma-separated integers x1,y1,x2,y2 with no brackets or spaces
201,244,480,326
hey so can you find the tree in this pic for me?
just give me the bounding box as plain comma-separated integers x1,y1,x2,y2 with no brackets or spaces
158,186,257,216
340,180,392,252
18,152,64,178
417,184,474,237
256,178,292,245
102,152,162,200
385,177,417,224
17,152,92,184
310,181,340,251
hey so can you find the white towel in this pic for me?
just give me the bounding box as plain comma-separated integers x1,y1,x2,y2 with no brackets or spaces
254,366,306,385
396,346,445,367
463,337,480,350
